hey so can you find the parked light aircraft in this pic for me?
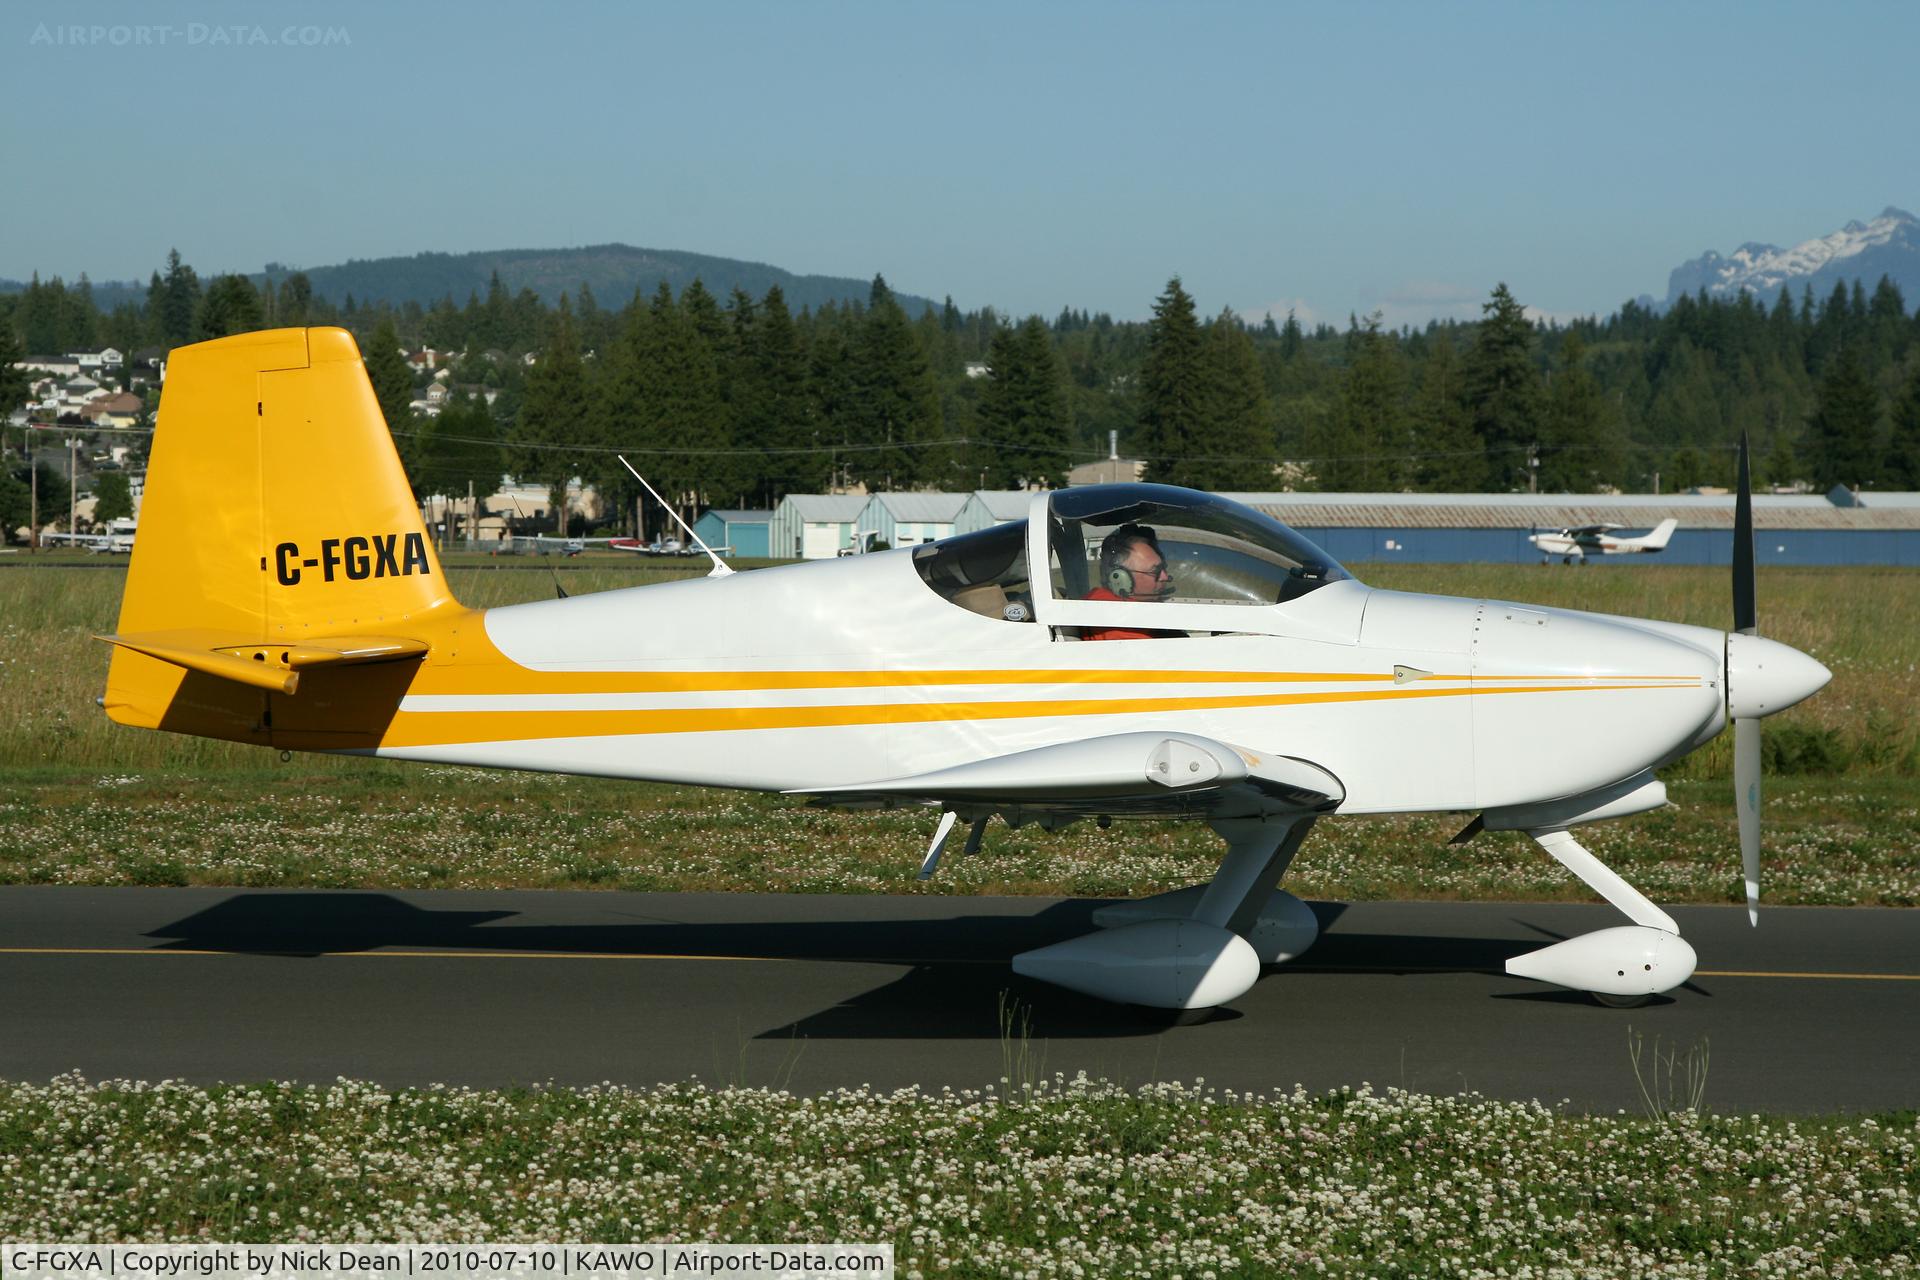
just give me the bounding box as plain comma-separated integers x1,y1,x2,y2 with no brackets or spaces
505,535,585,556
506,535,711,557
97,329,1830,1010
42,526,136,554
1528,518,1678,564
606,536,705,556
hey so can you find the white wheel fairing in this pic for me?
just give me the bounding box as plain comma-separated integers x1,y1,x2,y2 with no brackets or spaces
1012,920,1261,1009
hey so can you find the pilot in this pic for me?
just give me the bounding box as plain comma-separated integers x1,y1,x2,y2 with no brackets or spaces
1082,523,1178,641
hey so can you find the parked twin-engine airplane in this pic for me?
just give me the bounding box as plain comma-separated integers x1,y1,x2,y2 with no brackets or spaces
1528,518,1678,564
98,329,1830,1010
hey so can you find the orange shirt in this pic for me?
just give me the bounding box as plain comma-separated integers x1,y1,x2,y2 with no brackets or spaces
1080,586,1168,641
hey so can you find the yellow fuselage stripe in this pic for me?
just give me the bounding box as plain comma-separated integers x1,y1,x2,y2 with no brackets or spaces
381,681,1694,748
409,666,1703,696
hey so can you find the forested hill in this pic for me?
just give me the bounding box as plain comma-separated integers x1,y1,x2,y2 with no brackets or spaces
0,246,938,318
8,248,1918,527
248,245,939,315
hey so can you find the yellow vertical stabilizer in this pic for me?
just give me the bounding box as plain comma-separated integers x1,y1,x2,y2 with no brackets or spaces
104,327,464,742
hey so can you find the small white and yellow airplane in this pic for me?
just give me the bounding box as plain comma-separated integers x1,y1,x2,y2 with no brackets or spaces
98,328,1829,1010
1529,518,1678,564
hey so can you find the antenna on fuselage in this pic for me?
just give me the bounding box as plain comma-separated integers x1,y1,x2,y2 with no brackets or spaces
617,455,733,578
507,491,568,599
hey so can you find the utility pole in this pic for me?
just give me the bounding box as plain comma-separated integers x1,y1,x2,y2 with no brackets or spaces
68,435,78,537
28,430,37,552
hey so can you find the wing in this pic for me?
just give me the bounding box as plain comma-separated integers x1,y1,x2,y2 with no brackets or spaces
1569,523,1622,537
791,731,1344,824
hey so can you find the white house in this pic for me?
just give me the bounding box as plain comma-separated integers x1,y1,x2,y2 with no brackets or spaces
71,348,123,371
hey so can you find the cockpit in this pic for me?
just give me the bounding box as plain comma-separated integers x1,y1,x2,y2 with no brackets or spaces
912,520,1035,622
913,484,1352,635
1045,484,1349,607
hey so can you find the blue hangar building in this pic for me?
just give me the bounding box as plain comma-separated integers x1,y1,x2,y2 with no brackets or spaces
1220,490,1920,567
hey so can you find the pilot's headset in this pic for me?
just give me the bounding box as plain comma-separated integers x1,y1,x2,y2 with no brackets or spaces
1098,523,1171,600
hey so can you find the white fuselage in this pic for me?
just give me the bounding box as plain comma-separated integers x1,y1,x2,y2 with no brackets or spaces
378,549,1727,817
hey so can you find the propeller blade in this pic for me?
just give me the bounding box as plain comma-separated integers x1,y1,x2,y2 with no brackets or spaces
1736,716,1761,926
1733,431,1756,635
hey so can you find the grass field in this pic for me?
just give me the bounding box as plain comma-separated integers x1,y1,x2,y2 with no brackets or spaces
2,1074,1915,1275
1,560,1915,903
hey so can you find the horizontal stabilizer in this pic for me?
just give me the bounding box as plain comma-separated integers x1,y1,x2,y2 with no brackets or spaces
98,630,428,696
795,731,1342,818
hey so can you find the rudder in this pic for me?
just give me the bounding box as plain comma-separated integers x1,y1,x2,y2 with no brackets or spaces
105,327,460,737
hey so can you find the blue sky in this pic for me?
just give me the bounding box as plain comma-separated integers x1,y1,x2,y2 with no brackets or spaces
7,0,1916,324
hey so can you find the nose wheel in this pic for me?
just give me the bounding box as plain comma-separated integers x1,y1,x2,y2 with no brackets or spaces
1504,827,1698,1002
1591,991,1656,1009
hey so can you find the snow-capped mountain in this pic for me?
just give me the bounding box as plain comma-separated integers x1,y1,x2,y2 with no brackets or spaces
1664,207,1920,306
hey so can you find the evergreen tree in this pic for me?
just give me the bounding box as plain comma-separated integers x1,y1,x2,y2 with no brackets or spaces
978,316,1069,487
513,299,588,534
1882,357,1920,489
19,274,60,354
803,306,857,493
1335,312,1404,490
1762,436,1804,492
1410,330,1487,490
634,282,728,514
1539,330,1620,491
1137,277,1206,486
1803,344,1882,489
154,249,200,349
91,471,133,523
194,275,265,340
0,325,30,413
581,294,649,535
1193,307,1274,490
575,281,616,356
0,467,29,545
848,276,942,489
1462,283,1543,490
1279,309,1304,362
412,394,506,519
1667,445,1710,491
481,271,510,352
63,275,98,350
364,317,419,485
272,272,311,326
737,285,820,500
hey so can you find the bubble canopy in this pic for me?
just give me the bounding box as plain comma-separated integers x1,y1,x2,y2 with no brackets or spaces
1047,484,1351,608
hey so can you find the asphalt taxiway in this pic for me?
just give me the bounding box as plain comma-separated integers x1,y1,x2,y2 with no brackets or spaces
2,887,1914,1112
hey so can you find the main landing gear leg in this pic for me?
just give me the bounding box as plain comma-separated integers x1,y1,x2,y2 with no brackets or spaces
1507,826,1697,1007
1014,815,1321,1009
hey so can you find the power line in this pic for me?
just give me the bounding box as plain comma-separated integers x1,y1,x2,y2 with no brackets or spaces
23,419,1742,468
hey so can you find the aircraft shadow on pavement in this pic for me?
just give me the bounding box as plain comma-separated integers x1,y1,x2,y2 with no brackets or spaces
143,893,1590,1038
